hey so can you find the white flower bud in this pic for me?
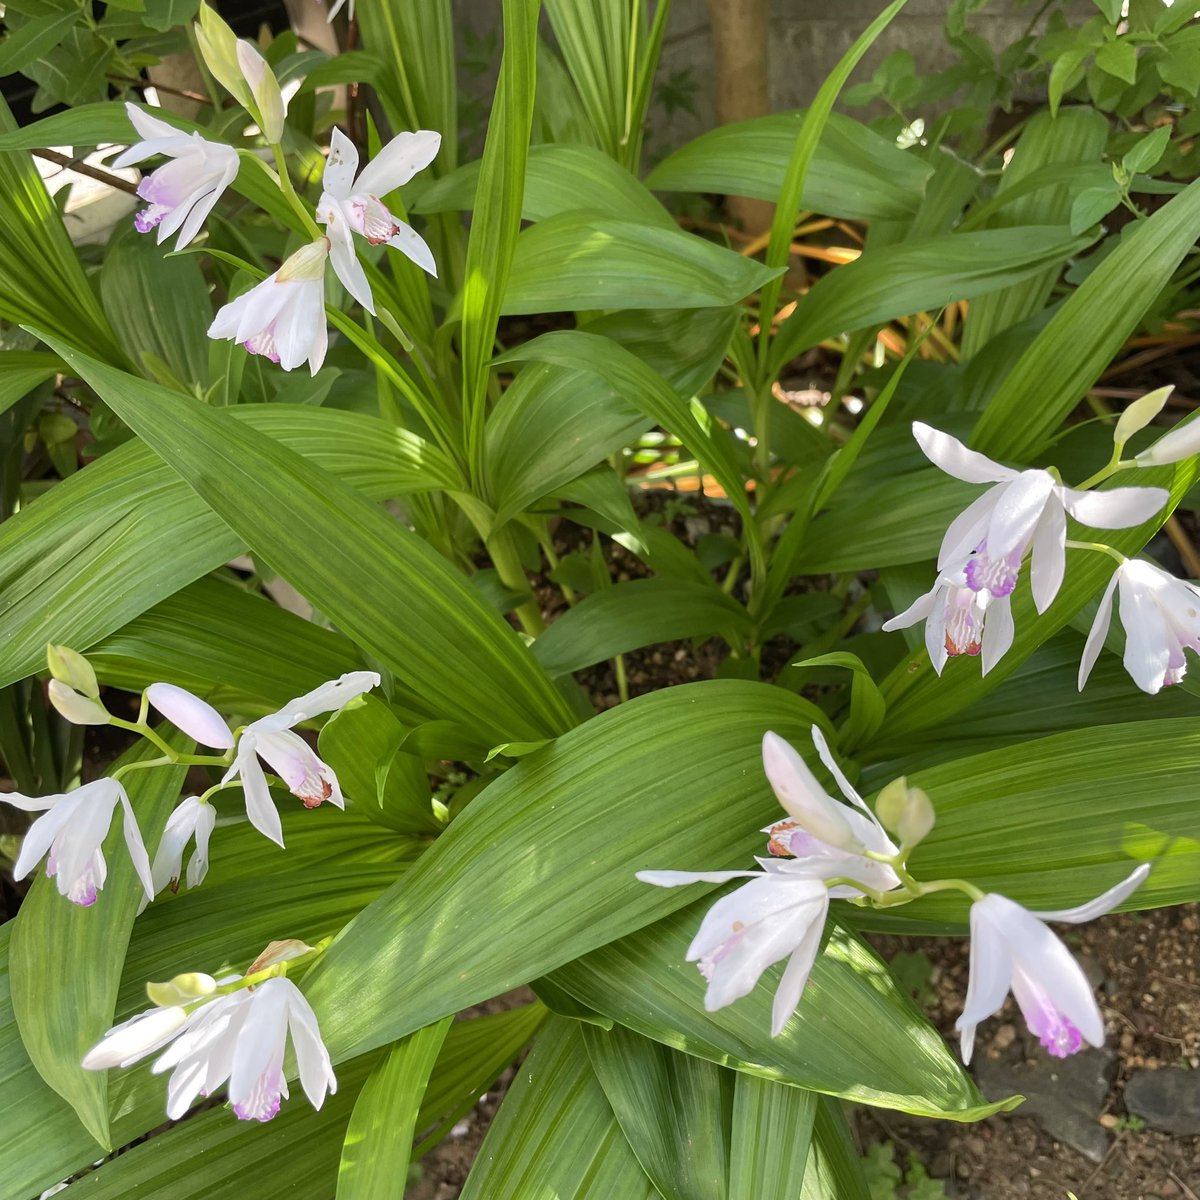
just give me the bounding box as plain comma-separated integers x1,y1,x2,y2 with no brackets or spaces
195,6,251,108
1115,385,1173,448
1135,412,1200,467
235,40,286,144
146,972,218,1008
46,644,98,698
873,777,935,848
48,679,109,726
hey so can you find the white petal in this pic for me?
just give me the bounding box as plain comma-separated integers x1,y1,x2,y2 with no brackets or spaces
955,898,1016,1065
119,790,156,902
912,422,1016,484
1121,581,1173,693
82,1005,189,1070
51,783,123,898
187,802,217,889
286,985,337,1107
760,732,859,851
228,979,290,1117
1030,863,1150,924
146,683,234,749
980,593,1015,676
985,471,1054,564
225,739,285,847
636,869,764,887
1028,496,1067,613
10,792,82,880
353,130,441,198
323,127,360,198
880,586,937,632
809,725,876,822
936,488,1002,574
323,200,375,313
1059,485,1169,530
254,729,339,808
924,583,950,675
770,899,828,1037
122,101,185,146
1077,569,1120,690
1136,418,1200,466
385,221,437,278
151,797,202,896
257,671,382,730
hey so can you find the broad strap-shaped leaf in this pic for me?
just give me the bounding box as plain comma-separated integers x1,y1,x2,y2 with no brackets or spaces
532,578,751,677
769,225,1094,375
336,1018,452,1200
303,681,827,1062
9,735,189,1149
549,914,1006,1120
0,350,58,416
459,1017,656,1200
0,404,458,691
728,1075,817,1200
32,341,574,745
583,1022,732,1200
801,1099,871,1200
971,174,1200,459
645,111,931,222
502,215,783,313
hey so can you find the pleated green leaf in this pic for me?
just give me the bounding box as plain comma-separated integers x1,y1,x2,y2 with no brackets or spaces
28,342,573,744
9,734,189,1149
769,226,1093,375
503,215,782,313
532,578,750,677
550,917,1003,1119
801,1099,871,1200
971,175,1200,459
728,1076,817,1200
0,405,457,691
866,718,1200,931
336,1018,452,1200
303,681,826,1062
583,1022,732,1200
645,111,931,222
0,350,58,416
415,142,674,226
459,1017,656,1200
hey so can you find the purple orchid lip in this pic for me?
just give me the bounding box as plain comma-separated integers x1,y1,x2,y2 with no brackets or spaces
964,541,1021,598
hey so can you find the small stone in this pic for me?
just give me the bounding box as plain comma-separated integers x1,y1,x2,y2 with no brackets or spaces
1098,1113,1118,1129
993,1023,1016,1051
1125,1066,1200,1135
1120,1031,1135,1052
1159,1183,1179,1198
975,1049,1114,1163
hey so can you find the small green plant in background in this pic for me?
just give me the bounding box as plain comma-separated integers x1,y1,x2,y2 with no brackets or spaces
864,1141,950,1200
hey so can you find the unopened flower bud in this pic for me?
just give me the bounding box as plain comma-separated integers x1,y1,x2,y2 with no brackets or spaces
235,40,286,144
1135,411,1200,468
277,238,330,283
48,679,109,726
46,644,98,698
195,6,251,108
146,972,218,1008
874,777,935,847
246,939,314,975
1115,385,1173,449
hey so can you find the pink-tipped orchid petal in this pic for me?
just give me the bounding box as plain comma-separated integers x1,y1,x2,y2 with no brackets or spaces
254,729,343,810
146,683,234,749
912,422,1017,485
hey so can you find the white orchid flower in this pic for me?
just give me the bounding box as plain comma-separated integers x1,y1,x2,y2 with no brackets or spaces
1078,558,1200,694
151,796,217,896
315,127,441,313
913,422,1168,613
0,778,153,906
111,102,238,249
1135,415,1200,467
151,977,335,1122
148,671,380,848
207,239,330,374
882,568,1014,675
82,1003,193,1071
956,863,1150,1064
638,727,901,1035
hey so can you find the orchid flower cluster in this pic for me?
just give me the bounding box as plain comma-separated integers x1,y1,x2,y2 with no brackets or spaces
113,8,439,375
639,726,1150,1063
2,644,380,908
82,939,335,1124
883,394,1200,694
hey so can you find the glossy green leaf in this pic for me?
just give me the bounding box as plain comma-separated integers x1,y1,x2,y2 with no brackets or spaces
29,342,574,744
415,142,674,226
770,226,1093,375
485,306,737,528
549,916,1004,1119
971,176,1200,459
303,681,826,1062
728,1076,817,1200
583,1022,731,1200
459,1017,656,1200
502,215,782,314
532,578,750,677
336,1018,452,1200
0,350,57,415
645,111,931,222
100,227,210,386
0,11,80,79
802,1099,871,1200
9,734,189,1149
961,108,1108,357
0,406,457,691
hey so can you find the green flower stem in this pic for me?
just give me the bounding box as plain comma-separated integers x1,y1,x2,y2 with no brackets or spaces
1075,456,1136,491
1064,538,1127,565
270,144,323,240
